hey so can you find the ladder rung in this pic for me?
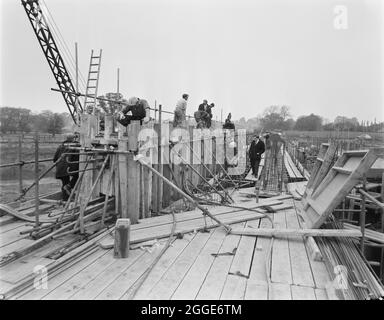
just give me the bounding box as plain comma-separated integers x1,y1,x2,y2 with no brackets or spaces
89,71,99,73
90,64,99,66
87,86,97,89
92,56,101,59
87,78,98,81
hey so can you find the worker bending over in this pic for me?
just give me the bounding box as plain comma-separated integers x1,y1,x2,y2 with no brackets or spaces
116,97,150,126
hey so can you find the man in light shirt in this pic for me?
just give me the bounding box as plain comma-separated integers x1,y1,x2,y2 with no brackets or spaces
173,93,189,127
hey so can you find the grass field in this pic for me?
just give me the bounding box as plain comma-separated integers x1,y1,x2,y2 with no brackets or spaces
0,178,61,203
0,135,63,203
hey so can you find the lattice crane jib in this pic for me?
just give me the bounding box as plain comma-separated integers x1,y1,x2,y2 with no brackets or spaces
21,0,82,124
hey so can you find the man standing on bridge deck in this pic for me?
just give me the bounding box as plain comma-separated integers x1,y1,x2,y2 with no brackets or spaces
173,93,189,127
248,135,265,179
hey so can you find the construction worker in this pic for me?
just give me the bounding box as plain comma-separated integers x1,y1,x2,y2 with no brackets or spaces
116,97,150,126
248,135,265,178
194,104,208,129
173,93,189,127
53,134,79,201
223,113,235,130
205,103,214,128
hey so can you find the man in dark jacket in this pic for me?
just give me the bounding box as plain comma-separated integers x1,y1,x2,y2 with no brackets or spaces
222,113,235,130
205,103,214,128
194,104,209,129
53,134,79,200
116,97,149,126
248,135,265,178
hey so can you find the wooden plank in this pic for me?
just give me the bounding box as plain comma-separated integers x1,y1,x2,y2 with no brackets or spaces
0,222,27,234
171,228,228,300
0,256,54,284
0,227,30,248
18,248,108,300
41,249,118,300
0,238,35,258
307,143,337,196
127,121,140,224
96,244,166,300
244,280,268,300
230,228,361,238
285,209,315,287
220,274,247,300
118,139,128,218
270,282,292,300
67,249,145,300
228,219,259,278
145,231,213,300
133,235,194,300
248,216,273,284
314,288,328,300
270,211,292,285
290,285,316,300
309,150,379,228
196,223,244,300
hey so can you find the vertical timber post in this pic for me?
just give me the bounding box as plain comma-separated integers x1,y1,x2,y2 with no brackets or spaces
34,132,40,227
157,105,164,212
360,174,367,252
18,135,23,197
127,121,140,224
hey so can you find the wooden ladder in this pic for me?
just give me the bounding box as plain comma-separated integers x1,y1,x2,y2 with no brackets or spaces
84,49,102,114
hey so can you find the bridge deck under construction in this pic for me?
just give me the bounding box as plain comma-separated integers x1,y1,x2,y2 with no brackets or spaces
0,188,334,300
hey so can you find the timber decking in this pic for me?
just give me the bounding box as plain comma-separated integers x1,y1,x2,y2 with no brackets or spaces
14,195,332,300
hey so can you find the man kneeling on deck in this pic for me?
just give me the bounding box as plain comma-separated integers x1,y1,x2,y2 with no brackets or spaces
248,135,265,179
115,97,150,126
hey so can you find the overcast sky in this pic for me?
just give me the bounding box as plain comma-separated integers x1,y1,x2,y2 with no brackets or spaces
0,0,383,122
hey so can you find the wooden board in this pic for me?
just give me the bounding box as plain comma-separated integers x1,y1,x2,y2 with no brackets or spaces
220,275,247,300
304,149,379,228
68,249,145,300
171,228,228,300
133,235,194,300
196,223,244,300
97,244,166,300
244,280,268,300
271,211,292,284
270,282,292,300
145,231,212,300
18,248,108,300
290,285,316,300
285,209,315,287
228,219,259,278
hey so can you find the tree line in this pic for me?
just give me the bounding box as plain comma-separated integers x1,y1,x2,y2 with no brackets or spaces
235,106,383,133
1,105,382,135
0,107,72,136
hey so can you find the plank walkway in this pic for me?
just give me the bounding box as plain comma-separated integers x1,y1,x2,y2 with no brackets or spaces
14,193,333,300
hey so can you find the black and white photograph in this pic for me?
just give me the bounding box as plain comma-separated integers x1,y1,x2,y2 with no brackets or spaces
0,0,383,306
